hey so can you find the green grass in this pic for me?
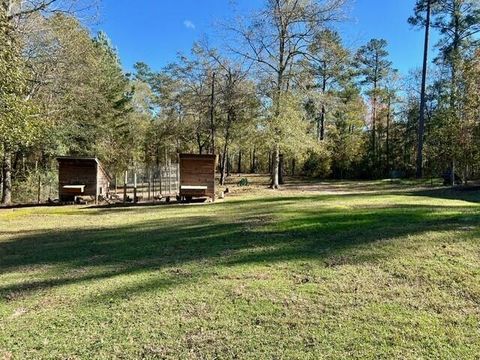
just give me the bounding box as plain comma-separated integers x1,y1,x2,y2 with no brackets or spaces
1,180,480,359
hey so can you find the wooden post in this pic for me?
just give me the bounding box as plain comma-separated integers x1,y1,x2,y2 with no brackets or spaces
166,152,171,195
147,168,151,200
176,162,180,194
152,172,156,200
134,173,137,203
123,170,127,204
168,162,172,195
159,165,163,197
37,173,41,204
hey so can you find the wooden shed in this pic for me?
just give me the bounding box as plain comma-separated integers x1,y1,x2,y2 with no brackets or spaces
57,157,111,203
179,154,217,202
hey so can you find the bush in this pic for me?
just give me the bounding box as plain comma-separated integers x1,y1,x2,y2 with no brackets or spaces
238,178,249,186
302,147,332,178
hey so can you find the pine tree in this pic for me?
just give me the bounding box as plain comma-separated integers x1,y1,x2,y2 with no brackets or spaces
355,39,393,173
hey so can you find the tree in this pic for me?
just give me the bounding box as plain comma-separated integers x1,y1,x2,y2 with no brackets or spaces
411,0,480,182
355,39,393,173
229,0,347,188
409,0,432,178
306,29,350,141
327,84,366,178
206,53,258,185
5,0,97,22
0,7,32,205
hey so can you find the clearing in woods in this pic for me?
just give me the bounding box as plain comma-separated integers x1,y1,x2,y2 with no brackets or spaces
1,178,479,359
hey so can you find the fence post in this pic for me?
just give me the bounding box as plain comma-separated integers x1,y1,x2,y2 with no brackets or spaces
123,170,127,204
159,165,163,197
37,173,41,204
148,168,151,200
168,159,172,195
134,173,137,203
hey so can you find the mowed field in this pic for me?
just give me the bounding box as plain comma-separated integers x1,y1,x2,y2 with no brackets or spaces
1,178,480,359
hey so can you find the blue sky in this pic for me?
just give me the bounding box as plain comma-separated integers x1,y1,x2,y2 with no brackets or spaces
93,0,438,75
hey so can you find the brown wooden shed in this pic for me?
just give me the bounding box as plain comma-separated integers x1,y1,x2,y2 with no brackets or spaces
179,154,217,202
57,157,111,203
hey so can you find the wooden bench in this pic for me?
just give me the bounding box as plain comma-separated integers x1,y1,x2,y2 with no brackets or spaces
180,185,208,190
180,185,208,200
62,185,86,194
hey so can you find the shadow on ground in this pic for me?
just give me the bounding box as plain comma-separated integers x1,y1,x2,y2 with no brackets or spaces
1,189,479,302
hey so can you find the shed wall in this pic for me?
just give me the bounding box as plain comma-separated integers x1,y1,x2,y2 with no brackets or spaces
58,159,98,201
96,166,111,197
179,154,217,200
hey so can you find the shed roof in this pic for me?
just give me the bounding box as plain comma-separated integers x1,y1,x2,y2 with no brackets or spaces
179,153,217,160
57,156,99,163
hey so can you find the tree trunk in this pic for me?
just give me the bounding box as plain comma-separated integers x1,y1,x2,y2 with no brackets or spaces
268,152,272,174
416,0,431,179
227,151,231,177
271,144,280,189
451,159,455,187
37,173,41,204
319,66,327,141
2,149,12,205
278,153,284,185
196,133,203,154
210,72,216,154
372,87,377,164
220,151,227,185
252,147,257,173
319,105,326,141
386,96,391,176
237,150,242,174
250,148,254,173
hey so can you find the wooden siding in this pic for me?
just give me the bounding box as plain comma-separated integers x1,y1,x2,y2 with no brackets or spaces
96,164,110,197
179,154,217,200
57,158,111,201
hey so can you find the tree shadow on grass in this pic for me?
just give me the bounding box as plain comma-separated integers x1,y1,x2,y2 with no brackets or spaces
409,187,480,204
1,194,479,302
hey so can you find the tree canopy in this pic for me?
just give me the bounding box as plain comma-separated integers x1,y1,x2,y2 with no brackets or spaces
1,0,480,204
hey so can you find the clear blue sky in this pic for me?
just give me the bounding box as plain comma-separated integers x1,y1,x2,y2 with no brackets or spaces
93,0,437,75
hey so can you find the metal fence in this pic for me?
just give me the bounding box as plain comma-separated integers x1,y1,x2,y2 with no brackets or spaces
112,163,179,202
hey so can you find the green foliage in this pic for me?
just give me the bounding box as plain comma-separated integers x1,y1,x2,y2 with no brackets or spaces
3,0,480,204
302,144,332,178
238,177,249,186
12,168,57,204
355,39,393,91
267,92,315,156
0,12,32,151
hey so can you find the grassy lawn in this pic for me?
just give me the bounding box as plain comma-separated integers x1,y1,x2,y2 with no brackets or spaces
1,179,480,359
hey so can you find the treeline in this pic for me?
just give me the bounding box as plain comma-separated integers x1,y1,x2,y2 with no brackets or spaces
1,0,479,204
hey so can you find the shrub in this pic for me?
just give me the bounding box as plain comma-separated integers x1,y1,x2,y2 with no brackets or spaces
302,147,332,178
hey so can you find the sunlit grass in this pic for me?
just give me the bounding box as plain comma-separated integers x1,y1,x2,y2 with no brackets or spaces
1,180,479,359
